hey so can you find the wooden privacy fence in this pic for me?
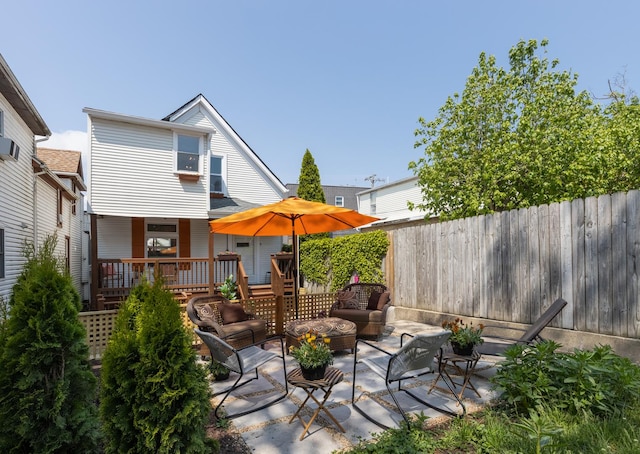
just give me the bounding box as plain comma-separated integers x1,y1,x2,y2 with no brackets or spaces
391,189,640,340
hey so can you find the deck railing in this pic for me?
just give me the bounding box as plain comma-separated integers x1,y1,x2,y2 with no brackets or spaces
95,257,239,309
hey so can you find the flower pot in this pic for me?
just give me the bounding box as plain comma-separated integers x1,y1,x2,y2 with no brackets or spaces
451,342,474,356
300,364,327,381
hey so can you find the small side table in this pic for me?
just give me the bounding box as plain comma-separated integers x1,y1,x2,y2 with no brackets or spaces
287,367,345,440
428,350,481,401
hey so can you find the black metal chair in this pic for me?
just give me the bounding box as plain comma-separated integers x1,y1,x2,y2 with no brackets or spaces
195,328,288,419
476,298,568,356
352,331,465,429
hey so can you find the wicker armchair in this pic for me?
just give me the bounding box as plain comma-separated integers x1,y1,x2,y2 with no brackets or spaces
186,294,267,351
329,283,392,339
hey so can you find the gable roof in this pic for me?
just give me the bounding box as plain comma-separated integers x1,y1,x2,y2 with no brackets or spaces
37,147,87,191
163,94,286,192
0,54,50,137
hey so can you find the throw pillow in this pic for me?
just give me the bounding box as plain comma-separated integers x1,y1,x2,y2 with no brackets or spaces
194,303,215,321
377,291,391,310
342,300,360,310
336,290,357,309
217,302,248,324
367,291,382,310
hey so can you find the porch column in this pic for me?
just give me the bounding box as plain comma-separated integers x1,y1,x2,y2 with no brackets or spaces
208,230,215,295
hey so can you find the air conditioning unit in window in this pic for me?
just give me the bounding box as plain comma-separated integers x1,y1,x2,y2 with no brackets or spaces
0,137,20,161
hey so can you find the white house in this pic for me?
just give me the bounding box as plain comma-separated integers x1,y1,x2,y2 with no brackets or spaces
357,175,429,228
84,94,288,304
0,54,85,302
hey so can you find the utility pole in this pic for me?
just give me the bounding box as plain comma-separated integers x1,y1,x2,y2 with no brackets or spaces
365,174,385,188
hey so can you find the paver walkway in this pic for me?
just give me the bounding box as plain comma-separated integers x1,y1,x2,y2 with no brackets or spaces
208,320,501,454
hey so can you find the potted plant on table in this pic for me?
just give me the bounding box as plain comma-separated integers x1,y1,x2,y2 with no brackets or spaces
289,330,333,380
442,318,484,355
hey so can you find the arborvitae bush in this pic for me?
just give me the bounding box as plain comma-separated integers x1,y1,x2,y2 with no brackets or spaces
100,279,215,453
0,235,101,452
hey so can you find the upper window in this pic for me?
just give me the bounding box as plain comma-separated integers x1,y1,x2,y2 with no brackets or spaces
335,196,344,207
176,134,201,173
0,110,4,137
210,155,223,194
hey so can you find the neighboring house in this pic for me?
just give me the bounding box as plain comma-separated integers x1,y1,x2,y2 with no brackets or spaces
84,94,288,302
0,54,85,302
357,175,429,229
286,183,368,236
36,148,88,302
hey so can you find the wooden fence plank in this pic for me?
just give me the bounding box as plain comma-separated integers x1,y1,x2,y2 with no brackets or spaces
597,194,613,335
611,192,627,337
548,203,562,327
528,206,540,324
627,190,640,338
517,208,530,322
560,200,574,330
572,198,586,331
477,214,488,318
583,196,599,332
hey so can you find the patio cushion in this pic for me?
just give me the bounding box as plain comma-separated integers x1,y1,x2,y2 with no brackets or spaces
367,291,383,310
217,302,248,324
376,292,391,310
330,308,384,324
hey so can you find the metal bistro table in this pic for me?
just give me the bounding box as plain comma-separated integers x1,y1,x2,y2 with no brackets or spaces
287,367,345,440
428,350,482,402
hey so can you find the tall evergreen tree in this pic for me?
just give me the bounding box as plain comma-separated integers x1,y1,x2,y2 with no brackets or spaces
100,279,214,453
297,149,329,241
297,149,326,203
0,235,101,453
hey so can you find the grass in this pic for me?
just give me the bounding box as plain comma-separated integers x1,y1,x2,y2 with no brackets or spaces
341,342,640,454
340,403,640,453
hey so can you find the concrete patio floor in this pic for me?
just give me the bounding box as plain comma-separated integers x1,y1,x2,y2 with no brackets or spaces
208,320,502,454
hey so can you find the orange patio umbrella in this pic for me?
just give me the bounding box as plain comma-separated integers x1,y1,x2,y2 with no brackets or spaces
209,197,380,315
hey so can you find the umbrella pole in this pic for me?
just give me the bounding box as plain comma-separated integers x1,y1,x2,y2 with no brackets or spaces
293,231,299,318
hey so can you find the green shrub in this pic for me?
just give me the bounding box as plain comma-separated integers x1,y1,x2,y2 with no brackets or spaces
100,279,214,453
491,340,640,416
300,230,389,290
0,235,101,452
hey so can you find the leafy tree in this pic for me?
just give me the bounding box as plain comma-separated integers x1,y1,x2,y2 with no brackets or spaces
0,235,101,453
100,279,214,453
409,39,616,221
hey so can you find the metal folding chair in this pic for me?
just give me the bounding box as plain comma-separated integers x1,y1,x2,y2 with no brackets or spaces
352,331,465,429
195,328,288,419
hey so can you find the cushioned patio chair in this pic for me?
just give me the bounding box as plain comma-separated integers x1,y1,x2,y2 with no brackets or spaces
187,294,267,350
476,298,568,356
329,283,392,339
195,328,288,419
351,331,465,429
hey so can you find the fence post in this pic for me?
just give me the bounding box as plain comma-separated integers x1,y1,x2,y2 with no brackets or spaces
275,294,284,335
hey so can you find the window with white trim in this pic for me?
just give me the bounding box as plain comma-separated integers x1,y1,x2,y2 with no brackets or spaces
0,110,4,137
176,134,201,173
335,196,344,207
146,223,178,258
210,155,223,194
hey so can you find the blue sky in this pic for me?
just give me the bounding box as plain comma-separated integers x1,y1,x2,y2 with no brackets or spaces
3,1,639,187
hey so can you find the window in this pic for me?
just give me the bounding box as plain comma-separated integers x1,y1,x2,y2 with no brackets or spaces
57,189,63,226
146,223,178,258
210,155,223,194
0,229,4,278
370,192,377,215
335,196,344,207
65,236,70,272
71,182,77,215
176,134,201,173
0,110,4,137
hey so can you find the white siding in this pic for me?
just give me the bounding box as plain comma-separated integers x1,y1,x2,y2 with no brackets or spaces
97,216,132,258
0,92,36,300
89,119,209,218
358,177,425,221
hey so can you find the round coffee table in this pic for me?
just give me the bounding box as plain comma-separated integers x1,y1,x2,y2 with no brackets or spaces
285,317,357,353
